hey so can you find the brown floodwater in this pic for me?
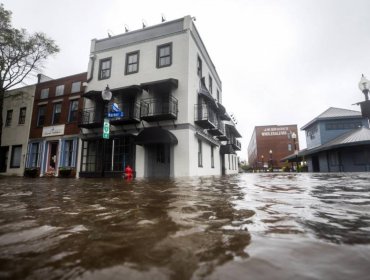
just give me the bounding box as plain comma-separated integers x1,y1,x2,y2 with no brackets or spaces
0,173,369,280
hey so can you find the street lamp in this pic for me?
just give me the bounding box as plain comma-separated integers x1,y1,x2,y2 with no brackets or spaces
101,85,112,177
269,149,273,171
261,155,264,172
291,132,298,172
357,74,370,122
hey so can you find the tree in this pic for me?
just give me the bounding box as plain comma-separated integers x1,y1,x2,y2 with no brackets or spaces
0,3,59,144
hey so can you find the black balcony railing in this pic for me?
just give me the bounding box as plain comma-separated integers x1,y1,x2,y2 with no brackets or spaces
230,137,241,150
109,102,140,125
140,96,178,121
208,119,225,136
194,103,217,129
78,107,103,128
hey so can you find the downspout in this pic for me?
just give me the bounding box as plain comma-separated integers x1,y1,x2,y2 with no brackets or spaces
86,54,96,83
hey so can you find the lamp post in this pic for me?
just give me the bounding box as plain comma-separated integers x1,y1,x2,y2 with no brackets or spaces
101,85,112,177
269,149,273,171
261,155,264,172
291,132,298,172
358,74,370,125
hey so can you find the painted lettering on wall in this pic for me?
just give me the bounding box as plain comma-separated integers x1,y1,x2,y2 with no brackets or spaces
261,127,289,136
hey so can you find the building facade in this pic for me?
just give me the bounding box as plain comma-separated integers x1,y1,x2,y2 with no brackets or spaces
78,16,241,178
0,85,36,175
298,107,370,172
26,73,87,177
248,125,299,170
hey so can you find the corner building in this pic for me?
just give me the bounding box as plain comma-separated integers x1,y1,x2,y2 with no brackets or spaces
248,125,299,170
79,16,241,178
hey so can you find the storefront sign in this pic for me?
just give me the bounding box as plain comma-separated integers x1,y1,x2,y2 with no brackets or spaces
261,126,289,136
42,125,65,137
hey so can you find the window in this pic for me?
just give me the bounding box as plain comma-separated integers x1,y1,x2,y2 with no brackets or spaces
197,56,202,78
125,51,139,74
18,107,26,125
99,58,112,80
208,75,213,93
64,140,74,167
55,85,65,96
198,140,203,167
37,106,46,126
71,81,81,93
288,144,292,151
5,110,12,126
68,100,79,122
40,88,49,99
211,146,214,168
10,145,22,168
52,103,62,124
217,90,220,102
30,143,40,167
157,43,172,68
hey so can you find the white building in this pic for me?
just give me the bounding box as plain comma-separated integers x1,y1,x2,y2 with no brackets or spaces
0,85,35,176
78,16,241,178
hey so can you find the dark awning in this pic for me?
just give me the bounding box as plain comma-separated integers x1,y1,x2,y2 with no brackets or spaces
140,78,178,92
111,85,142,97
82,90,101,100
135,127,178,145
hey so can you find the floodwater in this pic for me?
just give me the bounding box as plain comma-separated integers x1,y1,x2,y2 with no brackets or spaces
0,173,370,280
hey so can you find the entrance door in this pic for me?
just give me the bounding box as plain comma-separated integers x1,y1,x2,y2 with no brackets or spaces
312,156,320,172
47,142,59,173
0,146,9,172
146,144,170,177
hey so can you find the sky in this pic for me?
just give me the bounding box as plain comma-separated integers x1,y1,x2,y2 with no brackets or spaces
2,0,370,162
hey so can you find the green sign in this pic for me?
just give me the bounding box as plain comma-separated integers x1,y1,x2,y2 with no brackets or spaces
103,118,110,139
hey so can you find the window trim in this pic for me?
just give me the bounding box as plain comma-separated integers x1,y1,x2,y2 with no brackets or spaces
125,50,140,75
37,105,46,127
71,81,81,94
10,145,22,168
98,57,112,80
157,43,172,68
5,110,13,127
52,103,62,125
68,100,79,123
198,139,203,167
18,107,26,125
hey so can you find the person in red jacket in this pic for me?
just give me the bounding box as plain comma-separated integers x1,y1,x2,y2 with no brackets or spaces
124,165,133,179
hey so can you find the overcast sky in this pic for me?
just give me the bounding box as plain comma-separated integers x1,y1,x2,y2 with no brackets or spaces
3,0,370,161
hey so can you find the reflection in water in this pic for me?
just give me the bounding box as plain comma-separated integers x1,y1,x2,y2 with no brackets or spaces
0,173,369,279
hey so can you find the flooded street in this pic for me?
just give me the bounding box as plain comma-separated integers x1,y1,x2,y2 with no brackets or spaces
0,173,370,280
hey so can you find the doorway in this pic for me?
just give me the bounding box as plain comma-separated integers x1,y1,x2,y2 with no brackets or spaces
47,141,59,173
146,144,171,177
312,156,320,172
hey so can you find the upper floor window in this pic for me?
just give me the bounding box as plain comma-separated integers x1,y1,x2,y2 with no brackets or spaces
99,58,112,80
197,56,202,78
217,90,220,102
325,121,362,130
52,103,62,124
40,88,49,99
5,110,13,126
157,43,172,68
37,106,46,127
288,143,292,151
55,85,65,96
125,51,139,74
68,100,79,123
18,107,26,125
208,75,213,94
71,81,81,93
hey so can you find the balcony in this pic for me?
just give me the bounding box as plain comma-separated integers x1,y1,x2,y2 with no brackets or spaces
194,104,217,129
230,137,241,151
78,107,103,128
109,102,140,125
208,119,225,136
140,95,178,122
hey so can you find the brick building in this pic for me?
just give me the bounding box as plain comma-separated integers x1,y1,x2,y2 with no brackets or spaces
248,125,299,170
26,72,86,177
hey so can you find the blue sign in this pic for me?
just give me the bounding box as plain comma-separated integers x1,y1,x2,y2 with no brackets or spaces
107,103,124,118
108,112,124,118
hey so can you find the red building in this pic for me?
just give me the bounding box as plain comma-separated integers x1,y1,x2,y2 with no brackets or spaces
26,72,87,177
247,125,299,170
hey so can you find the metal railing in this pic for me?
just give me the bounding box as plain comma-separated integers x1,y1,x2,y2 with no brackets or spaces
140,95,178,120
79,107,103,126
194,103,217,127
